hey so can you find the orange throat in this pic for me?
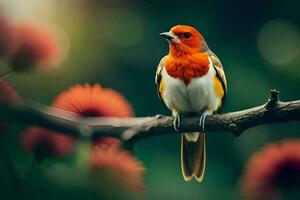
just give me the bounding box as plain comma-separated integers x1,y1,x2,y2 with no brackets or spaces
165,52,210,85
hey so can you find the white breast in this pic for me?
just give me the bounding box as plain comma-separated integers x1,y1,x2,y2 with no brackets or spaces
160,59,220,113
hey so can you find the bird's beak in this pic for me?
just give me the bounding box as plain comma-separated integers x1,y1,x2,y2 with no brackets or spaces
160,32,180,43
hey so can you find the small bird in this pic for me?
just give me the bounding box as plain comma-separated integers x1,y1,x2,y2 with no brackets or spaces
155,25,227,182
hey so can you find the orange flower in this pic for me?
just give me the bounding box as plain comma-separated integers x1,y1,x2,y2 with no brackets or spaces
22,84,133,158
90,146,145,193
21,127,75,161
52,84,134,117
52,84,144,194
9,23,60,72
53,83,133,147
242,139,300,200
0,80,20,136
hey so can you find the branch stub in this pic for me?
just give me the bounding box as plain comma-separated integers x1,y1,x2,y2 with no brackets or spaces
266,89,280,110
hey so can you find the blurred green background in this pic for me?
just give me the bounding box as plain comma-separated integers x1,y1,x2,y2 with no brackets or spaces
1,0,300,199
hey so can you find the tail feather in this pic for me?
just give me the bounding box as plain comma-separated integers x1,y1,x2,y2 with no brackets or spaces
181,136,194,181
181,132,206,182
193,133,206,182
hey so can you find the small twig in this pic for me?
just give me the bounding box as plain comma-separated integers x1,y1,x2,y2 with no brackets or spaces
0,90,299,144
0,67,12,80
26,155,40,180
266,89,280,110
0,73,11,80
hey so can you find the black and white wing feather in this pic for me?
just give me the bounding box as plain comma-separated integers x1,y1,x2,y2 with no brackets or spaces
155,55,167,100
208,51,227,96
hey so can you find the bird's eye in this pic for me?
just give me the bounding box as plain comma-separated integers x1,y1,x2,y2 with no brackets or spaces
183,32,191,39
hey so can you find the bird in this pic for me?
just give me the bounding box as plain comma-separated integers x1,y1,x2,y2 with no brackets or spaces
155,25,227,182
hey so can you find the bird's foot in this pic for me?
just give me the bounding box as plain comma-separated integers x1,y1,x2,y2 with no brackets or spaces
173,112,181,132
199,111,210,132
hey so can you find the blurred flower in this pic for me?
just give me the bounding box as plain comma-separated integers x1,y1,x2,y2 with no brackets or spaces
90,146,145,194
0,80,20,136
21,127,75,161
52,83,144,196
9,23,61,72
53,83,133,147
21,83,133,159
52,83,134,117
0,15,17,56
242,139,300,200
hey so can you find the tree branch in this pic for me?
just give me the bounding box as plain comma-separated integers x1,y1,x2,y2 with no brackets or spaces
0,90,299,144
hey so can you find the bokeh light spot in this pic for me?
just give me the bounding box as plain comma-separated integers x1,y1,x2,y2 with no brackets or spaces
257,20,300,66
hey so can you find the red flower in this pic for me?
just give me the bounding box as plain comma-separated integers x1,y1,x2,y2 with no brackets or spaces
0,80,20,136
52,84,134,117
242,139,300,200
52,83,134,147
21,127,75,161
9,23,60,72
0,16,17,56
21,83,133,158
90,146,145,193
53,83,143,194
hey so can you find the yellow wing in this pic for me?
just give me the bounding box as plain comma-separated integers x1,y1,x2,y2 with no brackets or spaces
199,41,227,98
155,55,167,100
208,50,227,107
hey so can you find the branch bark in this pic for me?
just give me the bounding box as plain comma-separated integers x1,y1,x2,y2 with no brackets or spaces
0,90,299,144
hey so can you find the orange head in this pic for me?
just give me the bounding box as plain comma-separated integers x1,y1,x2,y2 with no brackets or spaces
160,25,208,56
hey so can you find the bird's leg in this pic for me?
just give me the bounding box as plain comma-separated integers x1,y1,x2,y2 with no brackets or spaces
199,111,211,132
173,112,181,132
